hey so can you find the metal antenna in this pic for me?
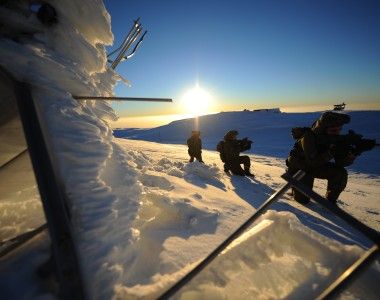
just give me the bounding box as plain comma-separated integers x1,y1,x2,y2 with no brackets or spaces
110,18,143,69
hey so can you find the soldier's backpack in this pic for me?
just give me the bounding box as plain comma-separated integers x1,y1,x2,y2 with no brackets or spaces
216,140,226,162
291,127,311,140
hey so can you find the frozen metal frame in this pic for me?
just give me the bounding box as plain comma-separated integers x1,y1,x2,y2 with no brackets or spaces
282,171,380,299
1,68,86,299
73,96,172,102
157,171,305,299
108,17,147,70
158,170,380,299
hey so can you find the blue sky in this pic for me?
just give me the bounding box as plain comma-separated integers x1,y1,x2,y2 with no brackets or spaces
104,0,380,127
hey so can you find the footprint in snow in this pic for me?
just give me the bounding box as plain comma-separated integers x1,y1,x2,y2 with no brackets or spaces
140,173,173,191
192,193,202,200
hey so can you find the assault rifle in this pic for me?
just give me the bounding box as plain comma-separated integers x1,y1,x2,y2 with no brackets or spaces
239,137,253,152
325,130,377,157
292,127,377,154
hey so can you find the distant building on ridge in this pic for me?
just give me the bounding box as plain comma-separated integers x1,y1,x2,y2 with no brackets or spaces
252,108,281,113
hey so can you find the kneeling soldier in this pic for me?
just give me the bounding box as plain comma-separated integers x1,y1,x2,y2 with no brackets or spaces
223,130,254,177
286,112,354,204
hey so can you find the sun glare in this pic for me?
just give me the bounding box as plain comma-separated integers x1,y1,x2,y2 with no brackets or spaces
181,84,213,116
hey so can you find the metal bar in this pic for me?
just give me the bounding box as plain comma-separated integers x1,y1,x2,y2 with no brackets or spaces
107,17,140,58
157,170,304,299
111,26,141,69
281,172,380,245
124,30,147,60
0,148,28,170
14,80,86,299
111,23,142,69
282,171,380,299
110,25,140,68
73,96,172,102
316,245,379,300
0,223,48,258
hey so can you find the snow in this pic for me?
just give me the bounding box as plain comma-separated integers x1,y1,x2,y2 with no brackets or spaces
106,138,379,299
0,0,379,299
0,152,44,241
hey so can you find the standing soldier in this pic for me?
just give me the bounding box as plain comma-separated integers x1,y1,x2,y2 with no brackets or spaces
222,130,254,177
187,130,204,163
286,111,354,204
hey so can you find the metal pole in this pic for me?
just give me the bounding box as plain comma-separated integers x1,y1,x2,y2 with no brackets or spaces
107,18,140,58
281,171,380,300
157,171,304,299
281,172,380,245
124,30,147,61
111,23,142,69
316,245,379,300
0,148,28,170
0,223,48,258
73,96,172,102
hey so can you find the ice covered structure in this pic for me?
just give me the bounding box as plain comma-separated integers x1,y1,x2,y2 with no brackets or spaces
0,0,141,298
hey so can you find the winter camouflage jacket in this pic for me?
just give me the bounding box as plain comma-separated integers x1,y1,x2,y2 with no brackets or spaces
187,136,202,156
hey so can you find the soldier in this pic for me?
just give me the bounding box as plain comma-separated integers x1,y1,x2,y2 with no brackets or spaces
222,130,254,177
187,130,204,163
286,111,354,204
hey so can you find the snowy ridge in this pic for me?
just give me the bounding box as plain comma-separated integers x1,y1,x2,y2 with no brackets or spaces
115,110,380,175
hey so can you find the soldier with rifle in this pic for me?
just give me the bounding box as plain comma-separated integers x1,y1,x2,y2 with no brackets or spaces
286,111,377,204
218,130,254,177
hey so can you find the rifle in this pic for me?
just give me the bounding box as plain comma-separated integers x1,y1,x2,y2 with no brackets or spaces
239,137,253,152
319,130,378,167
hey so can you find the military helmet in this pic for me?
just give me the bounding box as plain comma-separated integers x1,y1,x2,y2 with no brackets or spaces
224,130,239,140
318,112,350,128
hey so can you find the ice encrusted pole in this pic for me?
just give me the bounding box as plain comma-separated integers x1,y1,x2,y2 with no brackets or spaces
0,1,142,298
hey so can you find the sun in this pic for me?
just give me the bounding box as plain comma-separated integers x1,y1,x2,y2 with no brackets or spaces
181,84,213,116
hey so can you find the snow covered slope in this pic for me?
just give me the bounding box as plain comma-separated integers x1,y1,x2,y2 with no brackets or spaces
114,110,380,175
109,138,379,299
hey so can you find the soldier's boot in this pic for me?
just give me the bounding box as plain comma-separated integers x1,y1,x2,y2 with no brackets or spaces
189,156,194,162
231,165,245,176
325,166,348,203
37,255,54,278
196,154,204,163
223,163,230,173
293,190,310,204
244,167,255,177
293,174,314,204
325,191,340,204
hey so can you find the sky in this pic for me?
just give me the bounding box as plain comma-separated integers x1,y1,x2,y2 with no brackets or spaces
104,0,380,128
